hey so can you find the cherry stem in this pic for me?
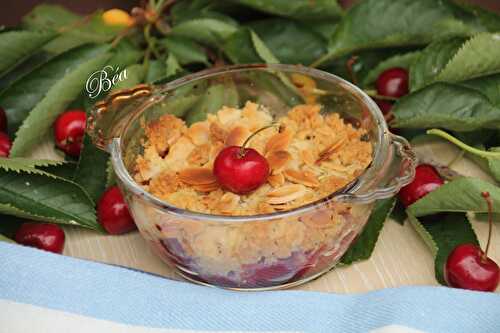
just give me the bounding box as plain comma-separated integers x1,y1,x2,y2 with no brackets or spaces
427,129,500,159
346,56,359,86
481,191,494,262
238,124,277,158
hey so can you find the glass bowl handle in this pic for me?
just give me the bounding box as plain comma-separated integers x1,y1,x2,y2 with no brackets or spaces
87,84,158,151
336,134,417,204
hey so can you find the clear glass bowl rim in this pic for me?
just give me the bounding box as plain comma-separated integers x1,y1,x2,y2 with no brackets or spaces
109,63,392,223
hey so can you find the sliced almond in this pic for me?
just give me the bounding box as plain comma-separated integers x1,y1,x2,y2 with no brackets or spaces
209,122,227,142
178,168,216,185
187,123,210,146
265,131,291,154
267,150,292,171
267,172,285,187
316,136,347,164
283,169,320,188
267,184,306,205
216,192,240,213
187,144,210,166
193,182,220,193
225,126,250,146
300,149,316,166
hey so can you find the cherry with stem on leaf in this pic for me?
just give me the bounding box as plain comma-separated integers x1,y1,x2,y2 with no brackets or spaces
213,125,273,194
445,192,499,292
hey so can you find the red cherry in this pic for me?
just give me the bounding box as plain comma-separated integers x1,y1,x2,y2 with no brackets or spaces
376,67,409,98
398,164,444,207
445,244,499,292
213,146,269,194
0,132,11,157
53,110,86,157
15,223,65,254
97,186,136,235
374,99,393,115
0,107,7,132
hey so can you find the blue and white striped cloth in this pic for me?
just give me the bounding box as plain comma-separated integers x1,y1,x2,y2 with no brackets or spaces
0,241,499,333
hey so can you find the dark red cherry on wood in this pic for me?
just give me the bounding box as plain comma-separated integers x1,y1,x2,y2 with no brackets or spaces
376,67,409,98
15,222,65,254
445,244,499,292
0,107,7,132
53,109,86,157
0,132,11,157
398,164,444,207
98,186,136,235
213,146,269,194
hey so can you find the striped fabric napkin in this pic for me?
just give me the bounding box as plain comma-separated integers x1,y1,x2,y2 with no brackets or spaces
0,241,499,333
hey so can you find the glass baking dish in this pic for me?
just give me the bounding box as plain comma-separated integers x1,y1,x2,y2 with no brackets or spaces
89,64,417,290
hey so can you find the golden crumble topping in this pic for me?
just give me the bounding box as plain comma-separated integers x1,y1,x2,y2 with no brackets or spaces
134,102,372,215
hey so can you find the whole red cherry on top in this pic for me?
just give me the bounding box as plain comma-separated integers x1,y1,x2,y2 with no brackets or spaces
0,132,12,157
0,107,7,132
97,186,136,235
53,110,86,157
445,192,499,292
376,67,409,98
398,164,444,207
14,222,65,254
213,126,271,194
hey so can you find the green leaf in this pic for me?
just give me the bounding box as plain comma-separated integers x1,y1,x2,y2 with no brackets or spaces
0,44,109,135
230,0,343,21
448,1,500,32
341,197,396,264
250,30,279,64
72,135,109,203
111,64,146,91
318,0,478,65
436,33,500,83
0,158,64,173
10,51,111,157
409,38,464,91
461,73,500,107
408,212,478,285
363,51,420,87
223,28,261,64
170,18,238,47
145,60,166,83
105,159,116,188
408,177,500,217
23,5,121,54
0,234,14,243
390,199,408,225
166,53,183,78
392,82,500,131
0,168,100,230
248,19,327,65
163,36,209,66
0,30,55,77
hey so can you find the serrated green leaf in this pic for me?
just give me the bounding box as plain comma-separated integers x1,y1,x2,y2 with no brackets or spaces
230,0,343,21
0,30,55,77
170,18,238,47
341,197,396,264
250,30,279,64
0,44,109,135
0,158,64,174
23,5,121,54
436,33,500,84
166,53,183,78
248,19,327,65
409,212,479,285
0,169,100,230
223,28,261,64
390,199,408,225
0,234,14,243
72,135,109,203
448,1,500,33
409,38,464,91
163,36,209,66
363,51,420,87
408,177,500,217
318,0,478,65
461,74,500,107
11,51,111,157
392,82,500,131
111,64,145,92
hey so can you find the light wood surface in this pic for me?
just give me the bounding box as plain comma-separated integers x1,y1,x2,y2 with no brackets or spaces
33,138,500,293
